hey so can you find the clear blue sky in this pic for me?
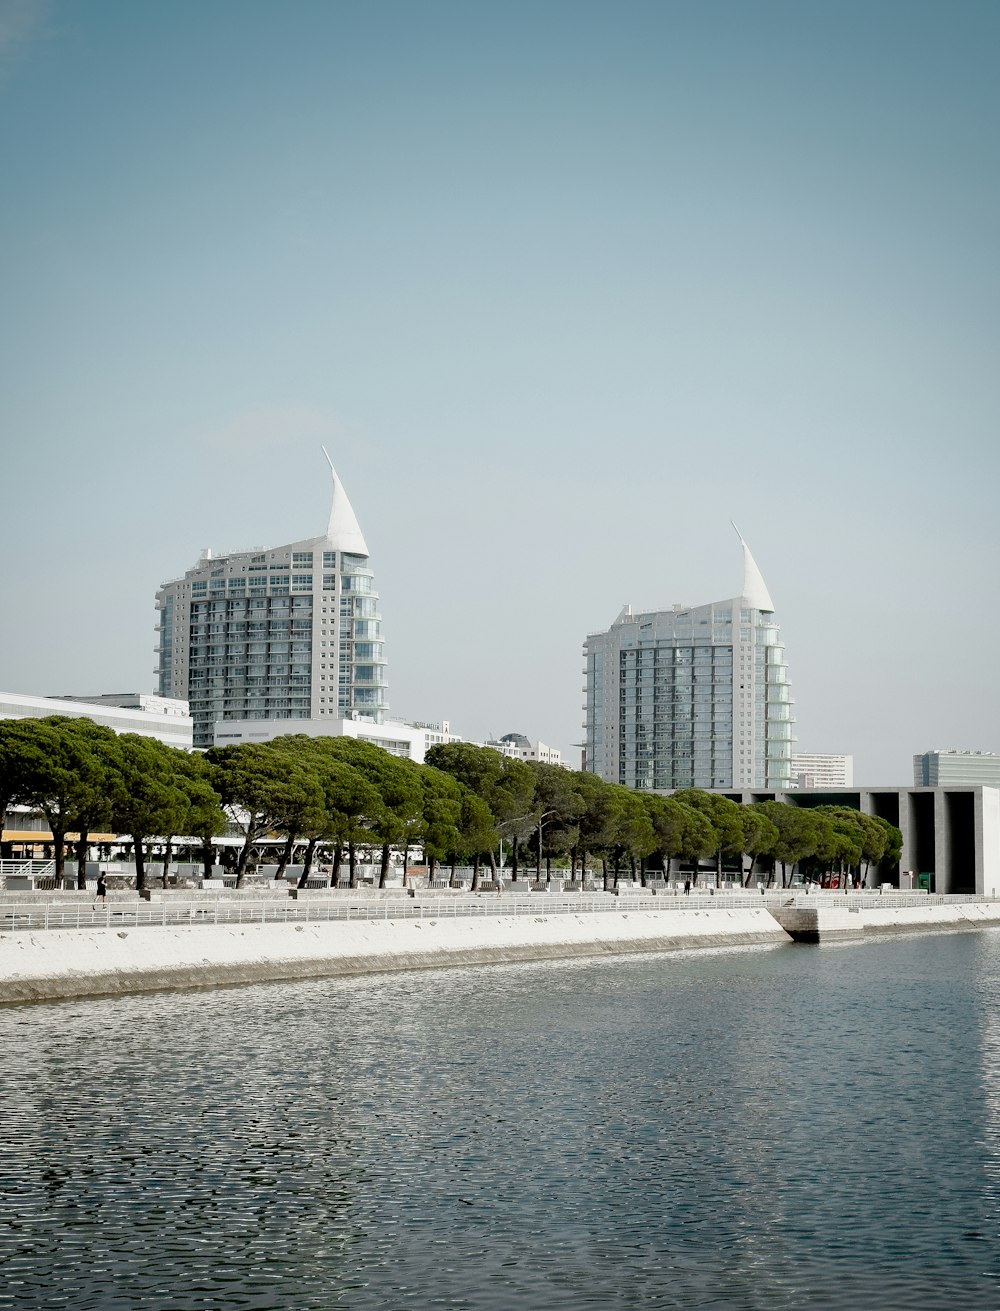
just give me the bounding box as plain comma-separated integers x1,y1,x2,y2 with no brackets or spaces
1,0,998,783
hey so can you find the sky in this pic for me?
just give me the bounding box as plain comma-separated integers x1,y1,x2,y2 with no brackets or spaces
1,0,998,785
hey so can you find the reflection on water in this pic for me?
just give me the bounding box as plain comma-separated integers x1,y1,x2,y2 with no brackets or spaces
2,935,1000,1309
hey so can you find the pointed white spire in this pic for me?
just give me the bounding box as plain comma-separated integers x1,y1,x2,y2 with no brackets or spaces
731,522,775,612
322,447,369,556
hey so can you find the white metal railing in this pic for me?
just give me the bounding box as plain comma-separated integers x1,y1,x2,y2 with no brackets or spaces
1,888,995,933
0,893,757,932
0,859,56,879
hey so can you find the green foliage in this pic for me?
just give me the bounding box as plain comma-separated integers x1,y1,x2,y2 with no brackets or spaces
19,717,120,883
419,767,465,868
425,743,535,830
109,736,191,890
205,741,325,885
876,816,903,865
0,717,908,894
0,719,53,831
756,802,820,884
740,806,779,863
319,738,425,885
644,795,716,866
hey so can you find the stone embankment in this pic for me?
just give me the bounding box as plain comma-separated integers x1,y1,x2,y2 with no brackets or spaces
0,898,787,1003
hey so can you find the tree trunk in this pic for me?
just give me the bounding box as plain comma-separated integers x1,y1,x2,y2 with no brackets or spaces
428,853,436,880
46,811,67,885
546,852,552,882
161,837,174,888
274,833,295,881
378,841,390,888
133,834,146,892
602,857,610,892
235,834,255,887
716,849,723,887
349,840,357,888
511,837,519,882
536,837,542,884
297,837,318,888
76,829,89,891
331,844,343,887
450,852,457,884
471,852,481,892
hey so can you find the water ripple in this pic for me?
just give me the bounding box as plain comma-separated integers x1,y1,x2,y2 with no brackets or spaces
2,937,1000,1308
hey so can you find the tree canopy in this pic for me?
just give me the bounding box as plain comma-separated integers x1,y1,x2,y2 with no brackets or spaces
0,717,905,890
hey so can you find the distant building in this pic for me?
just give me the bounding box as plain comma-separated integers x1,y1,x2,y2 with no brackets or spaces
583,531,794,790
913,750,1000,788
0,692,193,750
484,732,572,769
156,451,387,749
213,715,462,764
713,783,1000,897
791,753,854,788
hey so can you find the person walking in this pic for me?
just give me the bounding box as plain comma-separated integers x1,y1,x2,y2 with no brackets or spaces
93,871,108,907
496,870,504,896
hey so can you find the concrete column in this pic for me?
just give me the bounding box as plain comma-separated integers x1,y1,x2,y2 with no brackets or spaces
934,790,952,894
898,793,916,886
977,788,1000,896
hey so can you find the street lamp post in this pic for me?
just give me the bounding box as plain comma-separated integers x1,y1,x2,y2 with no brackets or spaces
536,810,557,884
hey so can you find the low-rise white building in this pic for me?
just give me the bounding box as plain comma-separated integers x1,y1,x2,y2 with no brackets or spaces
790,753,854,788
484,732,573,769
0,692,193,750
213,715,462,763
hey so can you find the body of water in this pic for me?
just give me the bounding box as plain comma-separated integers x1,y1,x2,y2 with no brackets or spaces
2,931,1000,1309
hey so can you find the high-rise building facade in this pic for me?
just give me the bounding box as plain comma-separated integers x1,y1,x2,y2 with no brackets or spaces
155,453,387,749
583,535,793,790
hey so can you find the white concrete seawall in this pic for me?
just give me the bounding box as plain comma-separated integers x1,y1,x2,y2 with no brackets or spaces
770,899,1000,942
0,907,789,1004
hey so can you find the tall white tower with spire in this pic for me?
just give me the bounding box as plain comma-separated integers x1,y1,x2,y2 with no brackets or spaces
582,532,793,790
155,453,387,748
